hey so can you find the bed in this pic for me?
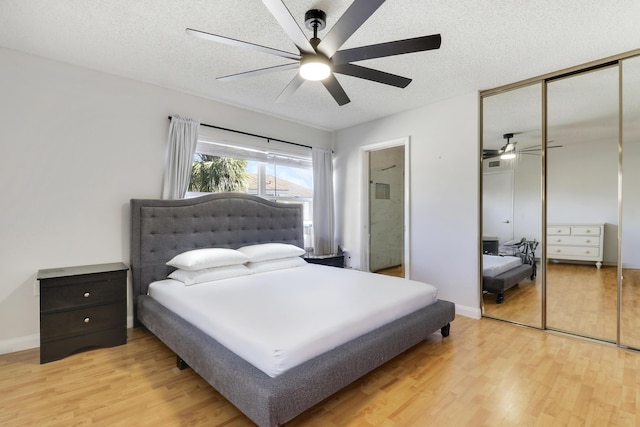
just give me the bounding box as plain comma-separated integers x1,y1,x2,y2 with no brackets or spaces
130,193,455,426
482,254,534,303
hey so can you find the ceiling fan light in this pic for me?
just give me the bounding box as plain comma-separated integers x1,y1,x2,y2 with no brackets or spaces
300,56,331,81
501,152,516,160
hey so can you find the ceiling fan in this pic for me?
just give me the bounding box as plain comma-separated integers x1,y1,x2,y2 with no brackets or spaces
483,133,563,160
186,0,442,106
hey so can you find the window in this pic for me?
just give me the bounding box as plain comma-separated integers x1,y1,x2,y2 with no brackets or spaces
187,140,314,248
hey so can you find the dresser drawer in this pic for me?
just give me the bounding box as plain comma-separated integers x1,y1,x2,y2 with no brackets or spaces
547,235,601,247
548,226,571,235
40,302,126,341
548,245,600,258
571,226,601,236
41,279,124,312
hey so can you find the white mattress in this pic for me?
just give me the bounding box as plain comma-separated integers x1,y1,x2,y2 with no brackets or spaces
148,263,438,378
482,254,522,278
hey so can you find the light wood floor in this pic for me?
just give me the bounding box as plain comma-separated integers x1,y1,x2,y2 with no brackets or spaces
374,265,405,278
3,316,640,426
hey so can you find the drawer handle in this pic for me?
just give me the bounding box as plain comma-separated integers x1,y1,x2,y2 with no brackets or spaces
586,229,591,233
556,249,562,253
556,239,562,243
84,317,91,324
586,239,591,243
84,292,90,298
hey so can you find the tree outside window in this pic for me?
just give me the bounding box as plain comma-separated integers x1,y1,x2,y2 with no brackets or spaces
189,154,249,193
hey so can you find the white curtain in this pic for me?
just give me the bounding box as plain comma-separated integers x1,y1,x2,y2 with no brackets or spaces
161,116,200,199
312,147,335,255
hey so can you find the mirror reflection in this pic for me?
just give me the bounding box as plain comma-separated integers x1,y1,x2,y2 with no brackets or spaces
621,55,640,348
546,66,619,342
482,83,542,328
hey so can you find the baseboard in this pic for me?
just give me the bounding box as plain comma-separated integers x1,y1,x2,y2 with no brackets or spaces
0,334,39,355
455,304,482,320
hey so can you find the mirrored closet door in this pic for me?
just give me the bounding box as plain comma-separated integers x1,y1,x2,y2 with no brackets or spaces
481,83,542,328
546,65,619,341
621,55,640,348
481,50,640,349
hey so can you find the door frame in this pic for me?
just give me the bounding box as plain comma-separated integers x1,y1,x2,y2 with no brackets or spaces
360,137,411,277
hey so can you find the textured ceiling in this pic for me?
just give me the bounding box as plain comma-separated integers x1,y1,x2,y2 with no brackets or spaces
1,0,639,131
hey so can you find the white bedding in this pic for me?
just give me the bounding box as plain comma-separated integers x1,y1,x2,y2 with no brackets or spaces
148,263,438,378
482,254,523,278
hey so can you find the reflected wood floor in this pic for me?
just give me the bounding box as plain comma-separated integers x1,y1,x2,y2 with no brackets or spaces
483,263,640,346
3,316,640,426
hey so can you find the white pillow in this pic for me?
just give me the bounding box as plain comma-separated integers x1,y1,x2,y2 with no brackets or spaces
168,264,253,286
237,243,305,263
166,248,248,271
246,256,307,273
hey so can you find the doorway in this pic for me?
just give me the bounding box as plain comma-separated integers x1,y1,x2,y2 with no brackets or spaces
361,138,410,278
482,170,514,245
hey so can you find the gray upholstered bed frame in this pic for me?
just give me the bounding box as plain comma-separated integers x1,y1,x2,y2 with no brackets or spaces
130,193,455,426
483,264,534,304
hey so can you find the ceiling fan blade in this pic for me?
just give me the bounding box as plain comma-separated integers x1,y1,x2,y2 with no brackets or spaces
332,34,442,64
519,145,563,153
322,74,351,106
483,150,501,159
217,63,300,82
186,28,301,60
261,0,315,53
275,74,305,103
316,0,386,57
333,63,411,88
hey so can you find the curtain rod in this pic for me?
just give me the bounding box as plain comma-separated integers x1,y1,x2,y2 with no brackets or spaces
167,116,311,150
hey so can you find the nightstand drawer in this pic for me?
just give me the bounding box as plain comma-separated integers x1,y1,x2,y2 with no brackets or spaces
41,279,124,312
40,329,127,364
41,302,126,341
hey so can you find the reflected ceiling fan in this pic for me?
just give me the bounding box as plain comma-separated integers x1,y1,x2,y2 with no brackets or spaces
186,0,441,106
483,133,562,160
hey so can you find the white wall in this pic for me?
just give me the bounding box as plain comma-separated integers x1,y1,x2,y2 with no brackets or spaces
333,92,481,318
0,47,332,353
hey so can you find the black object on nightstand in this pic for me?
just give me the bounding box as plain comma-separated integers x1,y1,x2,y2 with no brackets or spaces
303,254,345,268
37,262,128,364
482,237,500,255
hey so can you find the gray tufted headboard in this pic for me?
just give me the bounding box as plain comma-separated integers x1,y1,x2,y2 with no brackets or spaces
130,193,304,303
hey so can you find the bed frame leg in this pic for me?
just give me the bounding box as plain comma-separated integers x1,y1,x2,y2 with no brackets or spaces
176,356,190,370
441,323,451,337
496,292,504,304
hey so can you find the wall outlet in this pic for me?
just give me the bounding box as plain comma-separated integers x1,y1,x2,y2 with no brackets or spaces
33,280,40,296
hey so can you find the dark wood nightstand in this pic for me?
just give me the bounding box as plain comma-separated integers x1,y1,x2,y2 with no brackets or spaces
37,262,128,364
303,254,345,268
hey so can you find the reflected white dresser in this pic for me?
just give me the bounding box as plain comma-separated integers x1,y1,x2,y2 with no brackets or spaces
547,224,604,268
